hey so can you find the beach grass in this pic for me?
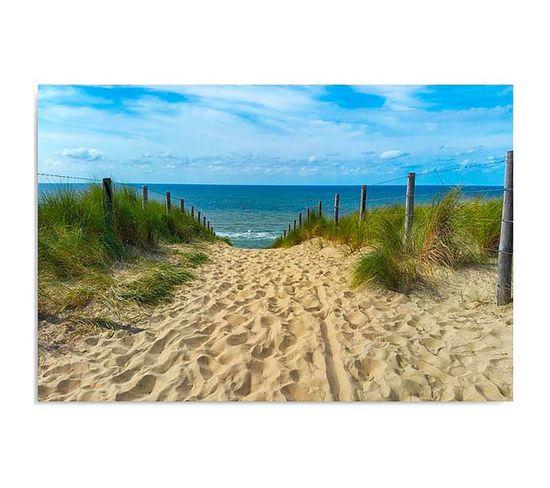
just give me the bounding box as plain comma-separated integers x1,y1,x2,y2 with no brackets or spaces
273,189,502,291
38,183,220,320
114,262,193,305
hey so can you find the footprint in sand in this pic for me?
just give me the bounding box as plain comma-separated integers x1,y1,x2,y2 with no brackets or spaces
197,355,213,379
175,376,194,397
182,334,209,349
281,383,314,401
234,372,252,397
116,374,157,401
224,314,247,327
55,378,80,395
251,343,275,360
226,331,249,346
345,310,369,329
112,367,139,384
278,333,297,352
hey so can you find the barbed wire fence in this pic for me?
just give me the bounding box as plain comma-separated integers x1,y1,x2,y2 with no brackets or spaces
37,173,217,234
280,152,513,306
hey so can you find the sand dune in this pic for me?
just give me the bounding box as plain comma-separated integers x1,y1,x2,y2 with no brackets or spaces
38,240,512,401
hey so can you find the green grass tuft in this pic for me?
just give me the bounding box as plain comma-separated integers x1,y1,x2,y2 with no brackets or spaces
184,251,209,267
115,263,192,305
352,215,420,292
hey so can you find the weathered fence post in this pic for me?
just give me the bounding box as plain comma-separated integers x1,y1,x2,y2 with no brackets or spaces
142,185,148,208
103,177,114,233
283,230,287,238
497,150,513,305
318,200,322,218
203,216,206,227
299,212,302,228
288,223,291,235
207,220,210,231
334,193,340,227
360,185,367,220
307,208,311,221
179,198,185,213
404,173,416,240
191,206,195,218
293,219,297,231
197,211,201,224
165,192,172,213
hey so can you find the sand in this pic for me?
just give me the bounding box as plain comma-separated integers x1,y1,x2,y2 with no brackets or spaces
37,240,512,401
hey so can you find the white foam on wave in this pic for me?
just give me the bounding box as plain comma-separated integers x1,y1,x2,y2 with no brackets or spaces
217,230,279,240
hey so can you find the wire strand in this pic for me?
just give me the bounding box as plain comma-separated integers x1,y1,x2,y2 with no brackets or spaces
37,172,101,182
38,173,212,225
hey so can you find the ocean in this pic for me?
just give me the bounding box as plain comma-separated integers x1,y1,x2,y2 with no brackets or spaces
38,184,503,248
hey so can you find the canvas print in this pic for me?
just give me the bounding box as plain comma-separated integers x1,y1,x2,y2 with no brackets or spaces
37,85,513,401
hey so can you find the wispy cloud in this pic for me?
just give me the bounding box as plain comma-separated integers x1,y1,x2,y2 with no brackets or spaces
380,150,410,160
353,85,428,111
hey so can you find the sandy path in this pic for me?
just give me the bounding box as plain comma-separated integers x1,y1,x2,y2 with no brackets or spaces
38,241,512,401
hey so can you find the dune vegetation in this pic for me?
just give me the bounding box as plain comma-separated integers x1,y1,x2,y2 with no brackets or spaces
272,189,502,292
38,183,226,328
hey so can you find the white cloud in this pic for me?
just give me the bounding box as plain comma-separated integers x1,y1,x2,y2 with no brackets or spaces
353,85,428,111
57,147,103,161
151,85,323,113
380,150,410,160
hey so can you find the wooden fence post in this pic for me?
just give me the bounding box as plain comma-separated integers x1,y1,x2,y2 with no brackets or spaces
318,200,322,218
334,193,340,227
191,206,195,218
307,208,311,221
102,177,114,233
497,150,513,305
283,230,287,238
165,192,171,213
203,216,206,227
197,211,201,224
142,185,148,208
299,212,302,228
293,219,297,231
404,173,416,240
180,198,185,213
360,185,367,220
288,223,291,234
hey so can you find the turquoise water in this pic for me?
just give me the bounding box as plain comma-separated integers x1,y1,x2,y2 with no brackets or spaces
38,184,502,248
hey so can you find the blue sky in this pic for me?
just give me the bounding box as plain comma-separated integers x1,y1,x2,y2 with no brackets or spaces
37,85,512,185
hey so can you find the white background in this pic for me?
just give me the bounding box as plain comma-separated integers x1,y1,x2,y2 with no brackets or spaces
1,1,548,486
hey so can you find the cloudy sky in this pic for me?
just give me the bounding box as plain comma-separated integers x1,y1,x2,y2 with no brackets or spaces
37,85,512,185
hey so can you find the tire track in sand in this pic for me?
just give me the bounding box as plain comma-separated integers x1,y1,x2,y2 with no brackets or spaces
318,316,340,400
314,283,357,401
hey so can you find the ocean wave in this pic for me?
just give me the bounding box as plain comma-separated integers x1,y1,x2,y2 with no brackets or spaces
217,230,279,240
